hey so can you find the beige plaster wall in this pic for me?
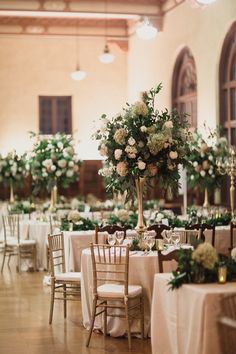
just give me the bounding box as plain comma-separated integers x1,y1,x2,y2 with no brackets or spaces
128,0,236,136
0,35,127,158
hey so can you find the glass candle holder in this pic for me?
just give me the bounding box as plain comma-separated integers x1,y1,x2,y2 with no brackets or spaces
218,265,227,284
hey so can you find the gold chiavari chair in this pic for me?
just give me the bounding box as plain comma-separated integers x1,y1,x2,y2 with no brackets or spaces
86,243,144,349
1,214,37,272
218,293,236,354
48,232,81,324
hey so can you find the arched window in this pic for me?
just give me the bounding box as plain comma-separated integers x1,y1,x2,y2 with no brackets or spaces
172,47,197,129
220,22,236,146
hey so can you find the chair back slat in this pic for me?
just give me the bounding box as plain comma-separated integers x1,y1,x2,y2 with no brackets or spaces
158,250,179,273
90,243,129,295
2,214,21,244
48,232,66,276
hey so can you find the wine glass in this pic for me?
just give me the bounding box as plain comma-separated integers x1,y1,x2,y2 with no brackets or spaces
163,230,172,245
116,231,124,245
107,233,116,246
171,231,180,246
144,231,155,254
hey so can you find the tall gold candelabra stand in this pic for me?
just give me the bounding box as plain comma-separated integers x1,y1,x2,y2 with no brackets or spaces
217,147,236,217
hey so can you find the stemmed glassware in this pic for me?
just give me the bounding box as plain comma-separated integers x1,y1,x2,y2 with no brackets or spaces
116,231,124,245
107,233,116,246
144,231,155,254
171,231,181,246
163,230,172,245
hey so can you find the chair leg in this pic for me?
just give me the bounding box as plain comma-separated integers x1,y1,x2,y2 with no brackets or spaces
17,250,21,273
34,246,37,271
49,281,55,324
1,249,6,272
140,295,144,339
86,298,97,347
125,301,132,350
103,301,107,337
63,284,67,319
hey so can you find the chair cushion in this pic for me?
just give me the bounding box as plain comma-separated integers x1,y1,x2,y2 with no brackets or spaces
97,284,142,298
20,240,36,246
55,272,81,282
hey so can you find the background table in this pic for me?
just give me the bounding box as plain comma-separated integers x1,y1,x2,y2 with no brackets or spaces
151,273,236,354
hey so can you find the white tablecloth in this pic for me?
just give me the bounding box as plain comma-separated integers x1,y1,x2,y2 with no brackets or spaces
151,273,236,354
81,249,159,337
63,230,106,272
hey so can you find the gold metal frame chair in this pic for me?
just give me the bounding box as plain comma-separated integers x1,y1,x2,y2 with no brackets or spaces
48,232,81,324
1,214,37,272
86,243,144,349
218,293,236,354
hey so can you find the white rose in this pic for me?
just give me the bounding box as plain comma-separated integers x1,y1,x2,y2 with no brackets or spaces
169,151,178,159
140,126,147,133
42,159,53,169
208,155,213,161
51,165,56,172
190,175,194,180
193,161,198,167
164,121,173,129
57,142,63,149
114,149,123,160
128,137,136,146
138,141,145,148
63,150,69,158
66,170,74,178
56,170,62,177
58,159,67,169
209,169,213,175
137,160,146,170
200,170,206,177
68,161,74,167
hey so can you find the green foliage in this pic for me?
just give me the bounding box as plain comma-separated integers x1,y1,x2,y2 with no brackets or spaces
61,217,98,231
94,83,190,202
186,130,229,192
0,151,29,187
29,132,82,195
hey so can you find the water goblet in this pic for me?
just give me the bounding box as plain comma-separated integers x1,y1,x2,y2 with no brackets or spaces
171,231,180,247
107,233,116,246
163,230,172,245
116,231,124,245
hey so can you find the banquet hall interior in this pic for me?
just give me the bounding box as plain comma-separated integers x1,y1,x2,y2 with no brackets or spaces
1,0,236,353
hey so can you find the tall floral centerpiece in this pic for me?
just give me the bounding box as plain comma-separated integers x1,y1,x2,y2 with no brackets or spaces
0,151,29,203
29,133,81,209
187,131,229,207
94,84,190,233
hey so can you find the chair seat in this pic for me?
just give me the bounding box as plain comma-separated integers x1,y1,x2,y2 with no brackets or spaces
5,239,36,246
55,272,81,282
97,283,142,298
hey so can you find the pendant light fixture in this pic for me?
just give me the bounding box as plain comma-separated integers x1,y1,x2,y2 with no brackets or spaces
98,0,115,64
136,16,158,40
70,19,87,81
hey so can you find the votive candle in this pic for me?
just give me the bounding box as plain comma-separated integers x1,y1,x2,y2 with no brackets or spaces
218,265,227,284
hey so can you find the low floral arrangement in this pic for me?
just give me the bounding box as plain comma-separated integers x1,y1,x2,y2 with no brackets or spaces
169,243,236,290
0,151,29,187
187,205,231,226
9,200,35,214
29,132,82,195
61,210,97,231
94,83,190,202
168,243,218,289
187,130,229,193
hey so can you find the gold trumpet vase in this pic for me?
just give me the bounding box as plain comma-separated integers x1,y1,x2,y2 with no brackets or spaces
9,180,15,204
50,183,58,211
203,188,210,208
135,177,146,234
